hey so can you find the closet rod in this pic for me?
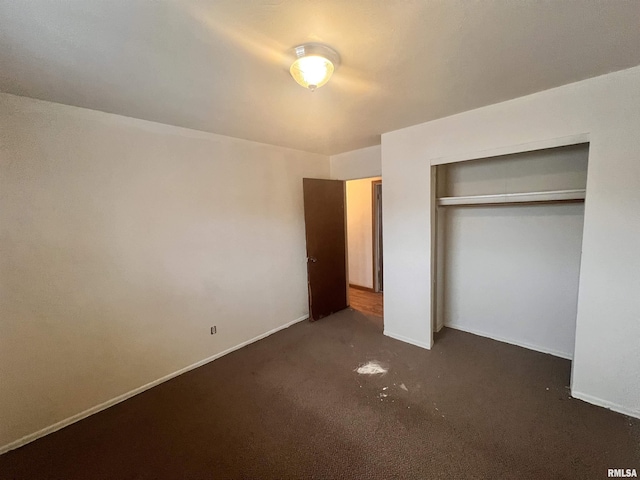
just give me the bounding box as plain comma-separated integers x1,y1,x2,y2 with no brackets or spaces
437,188,585,207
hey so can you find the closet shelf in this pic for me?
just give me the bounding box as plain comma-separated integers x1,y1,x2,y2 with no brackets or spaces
437,188,586,207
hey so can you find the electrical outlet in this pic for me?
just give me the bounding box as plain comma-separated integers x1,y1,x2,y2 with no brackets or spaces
210,326,217,335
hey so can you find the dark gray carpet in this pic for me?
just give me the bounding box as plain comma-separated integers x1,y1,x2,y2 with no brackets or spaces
1,309,638,479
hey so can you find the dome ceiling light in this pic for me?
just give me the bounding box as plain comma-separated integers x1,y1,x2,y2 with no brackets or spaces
289,43,340,91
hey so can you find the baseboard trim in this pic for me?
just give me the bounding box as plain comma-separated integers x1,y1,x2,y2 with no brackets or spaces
0,314,309,455
444,323,573,360
349,283,375,293
384,330,432,350
572,390,640,420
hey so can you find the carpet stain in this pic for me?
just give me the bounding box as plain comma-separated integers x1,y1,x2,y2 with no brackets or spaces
355,360,388,375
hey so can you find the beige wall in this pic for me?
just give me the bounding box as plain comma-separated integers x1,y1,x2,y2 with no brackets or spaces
0,93,329,451
330,145,381,180
346,177,381,289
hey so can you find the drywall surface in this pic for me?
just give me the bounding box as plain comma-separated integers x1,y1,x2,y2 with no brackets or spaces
0,93,329,450
440,144,588,197
382,65,640,418
330,145,381,180
346,177,381,289
442,203,584,359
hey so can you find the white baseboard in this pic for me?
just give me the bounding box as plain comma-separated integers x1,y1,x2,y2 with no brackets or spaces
571,390,640,420
445,323,573,360
0,314,309,455
384,330,433,350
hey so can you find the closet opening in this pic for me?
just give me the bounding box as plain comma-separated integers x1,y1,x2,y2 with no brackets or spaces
432,143,589,364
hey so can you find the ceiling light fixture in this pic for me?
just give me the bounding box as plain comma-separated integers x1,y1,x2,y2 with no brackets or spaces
289,43,340,91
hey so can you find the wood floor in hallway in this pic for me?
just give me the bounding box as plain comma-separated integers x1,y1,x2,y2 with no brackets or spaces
349,286,383,317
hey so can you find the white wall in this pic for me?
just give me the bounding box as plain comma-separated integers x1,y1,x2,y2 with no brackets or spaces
0,93,329,451
442,203,585,359
330,145,381,180
346,177,381,289
382,65,640,418
438,146,588,359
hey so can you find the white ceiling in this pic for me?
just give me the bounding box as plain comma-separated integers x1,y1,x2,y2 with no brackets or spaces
2,1,640,155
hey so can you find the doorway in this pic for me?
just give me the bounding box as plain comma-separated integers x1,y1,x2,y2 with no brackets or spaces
345,177,384,321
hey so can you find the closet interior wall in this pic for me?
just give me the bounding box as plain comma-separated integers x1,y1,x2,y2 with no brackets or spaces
435,144,589,359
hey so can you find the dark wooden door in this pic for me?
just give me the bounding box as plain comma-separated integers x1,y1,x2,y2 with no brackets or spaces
302,178,348,321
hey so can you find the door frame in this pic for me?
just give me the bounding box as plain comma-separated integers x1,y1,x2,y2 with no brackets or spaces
372,180,383,293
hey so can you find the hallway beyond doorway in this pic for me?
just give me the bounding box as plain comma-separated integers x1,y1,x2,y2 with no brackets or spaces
349,286,383,318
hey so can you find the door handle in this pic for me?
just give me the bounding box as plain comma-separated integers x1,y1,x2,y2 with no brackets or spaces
307,256,318,263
